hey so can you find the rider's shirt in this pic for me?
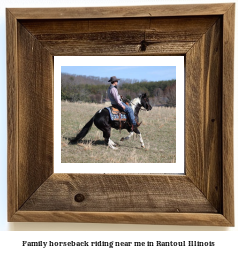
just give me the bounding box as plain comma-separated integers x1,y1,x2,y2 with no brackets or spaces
107,85,124,108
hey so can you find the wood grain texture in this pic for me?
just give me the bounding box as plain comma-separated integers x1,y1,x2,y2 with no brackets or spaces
20,16,218,34
19,17,218,56
186,18,223,212
17,23,54,208
20,174,217,213
38,41,193,56
8,4,233,19
7,9,18,221
11,211,232,226
6,4,234,225
222,4,235,226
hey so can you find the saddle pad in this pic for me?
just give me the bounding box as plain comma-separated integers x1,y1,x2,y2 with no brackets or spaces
106,107,127,121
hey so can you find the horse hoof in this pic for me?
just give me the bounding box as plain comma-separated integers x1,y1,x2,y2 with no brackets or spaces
141,145,145,148
108,144,118,150
120,137,125,141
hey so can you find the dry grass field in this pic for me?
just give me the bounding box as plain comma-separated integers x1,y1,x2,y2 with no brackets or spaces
61,101,176,163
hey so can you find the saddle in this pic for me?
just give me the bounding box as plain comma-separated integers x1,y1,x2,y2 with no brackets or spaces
111,101,130,117
111,107,126,118
106,106,127,122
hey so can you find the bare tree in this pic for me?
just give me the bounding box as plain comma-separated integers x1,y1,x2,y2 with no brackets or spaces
165,82,176,107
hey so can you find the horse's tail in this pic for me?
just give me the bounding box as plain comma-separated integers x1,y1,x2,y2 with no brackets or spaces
69,116,95,144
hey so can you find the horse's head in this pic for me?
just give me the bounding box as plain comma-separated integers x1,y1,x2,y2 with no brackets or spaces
140,93,152,111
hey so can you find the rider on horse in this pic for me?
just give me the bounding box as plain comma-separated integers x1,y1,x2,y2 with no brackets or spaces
107,76,140,129
69,79,151,148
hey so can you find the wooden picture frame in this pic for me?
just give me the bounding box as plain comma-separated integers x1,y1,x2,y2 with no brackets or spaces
7,3,234,226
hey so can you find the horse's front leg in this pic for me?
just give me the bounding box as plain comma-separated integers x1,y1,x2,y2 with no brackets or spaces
133,128,145,148
138,133,145,148
120,125,145,148
120,131,134,141
120,131,145,148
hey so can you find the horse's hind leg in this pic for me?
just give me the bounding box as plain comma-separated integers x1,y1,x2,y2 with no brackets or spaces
108,138,118,149
109,138,117,147
103,128,118,150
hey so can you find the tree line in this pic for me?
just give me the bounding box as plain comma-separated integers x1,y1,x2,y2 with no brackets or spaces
61,73,176,107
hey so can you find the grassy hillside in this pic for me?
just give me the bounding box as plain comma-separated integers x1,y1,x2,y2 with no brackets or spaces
61,101,176,163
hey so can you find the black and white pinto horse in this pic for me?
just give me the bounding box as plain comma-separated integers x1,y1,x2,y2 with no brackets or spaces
69,93,152,149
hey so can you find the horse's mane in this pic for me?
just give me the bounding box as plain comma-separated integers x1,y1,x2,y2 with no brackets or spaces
130,97,141,112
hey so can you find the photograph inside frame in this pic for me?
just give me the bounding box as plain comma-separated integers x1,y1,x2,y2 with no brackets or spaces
54,56,184,173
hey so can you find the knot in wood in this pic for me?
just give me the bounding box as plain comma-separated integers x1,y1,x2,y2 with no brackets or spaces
74,193,85,202
140,40,148,52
